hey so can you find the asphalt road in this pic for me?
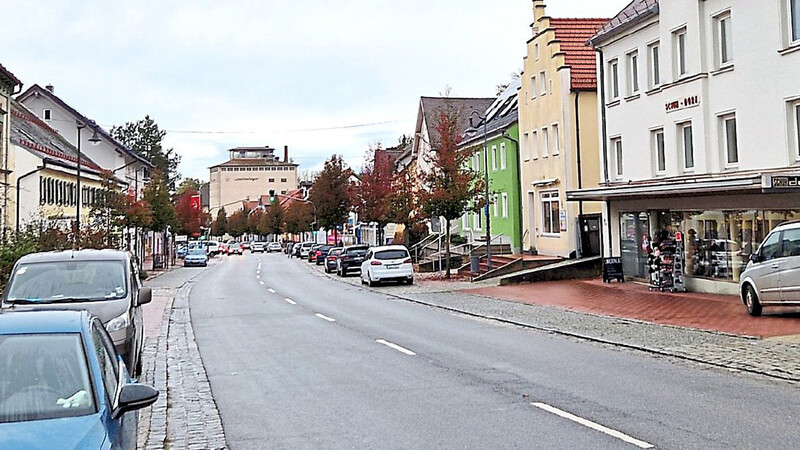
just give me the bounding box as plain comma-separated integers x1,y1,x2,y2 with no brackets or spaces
190,252,800,449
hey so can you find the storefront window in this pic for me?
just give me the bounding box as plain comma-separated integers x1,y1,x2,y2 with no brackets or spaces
620,212,650,278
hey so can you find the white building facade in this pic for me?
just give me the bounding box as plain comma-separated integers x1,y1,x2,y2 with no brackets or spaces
569,0,800,294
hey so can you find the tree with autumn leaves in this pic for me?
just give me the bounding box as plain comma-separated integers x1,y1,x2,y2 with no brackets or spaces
310,155,352,243
354,143,395,245
174,188,210,237
419,102,485,278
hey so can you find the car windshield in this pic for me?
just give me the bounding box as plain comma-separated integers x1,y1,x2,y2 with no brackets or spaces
5,261,127,303
0,333,96,423
187,248,206,256
375,250,409,260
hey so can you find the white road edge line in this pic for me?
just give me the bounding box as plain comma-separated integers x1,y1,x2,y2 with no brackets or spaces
531,402,653,449
285,298,296,305
315,313,335,322
268,288,276,294
376,339,416,356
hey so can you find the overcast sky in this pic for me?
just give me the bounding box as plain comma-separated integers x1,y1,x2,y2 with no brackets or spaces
4,0,629,181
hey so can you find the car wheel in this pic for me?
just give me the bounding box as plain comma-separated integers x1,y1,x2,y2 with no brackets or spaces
367,271,375,287
406,278,414,285
338,267,344,277
744,285,762,316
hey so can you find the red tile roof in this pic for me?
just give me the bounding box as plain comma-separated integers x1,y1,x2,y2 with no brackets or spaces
550,18,609,91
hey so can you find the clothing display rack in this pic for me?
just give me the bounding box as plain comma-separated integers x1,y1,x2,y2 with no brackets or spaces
648,236,686,293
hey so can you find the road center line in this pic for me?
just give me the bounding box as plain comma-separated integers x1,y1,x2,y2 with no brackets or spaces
376,339,416,356
315,313,336,322
268,288,276,294
531,402,653,449
259,281,264,285
285,298,296,305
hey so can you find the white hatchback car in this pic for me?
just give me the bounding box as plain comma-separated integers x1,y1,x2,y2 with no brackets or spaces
267,242,283,253
360,245,413,286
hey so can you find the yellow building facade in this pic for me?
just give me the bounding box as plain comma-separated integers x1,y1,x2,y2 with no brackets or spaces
518,1,606,258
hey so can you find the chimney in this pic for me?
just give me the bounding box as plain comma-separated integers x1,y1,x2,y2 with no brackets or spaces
45,84,54,93
532,0,547,35
284,145,289,163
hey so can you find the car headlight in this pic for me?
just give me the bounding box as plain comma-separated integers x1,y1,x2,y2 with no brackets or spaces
106,312,130,333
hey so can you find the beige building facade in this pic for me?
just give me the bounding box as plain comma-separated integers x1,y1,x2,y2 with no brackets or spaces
0,63,22,238
518,1,606,258
209,146,299,216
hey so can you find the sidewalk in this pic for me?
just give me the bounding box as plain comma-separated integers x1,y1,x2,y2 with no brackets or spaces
465,278,800,339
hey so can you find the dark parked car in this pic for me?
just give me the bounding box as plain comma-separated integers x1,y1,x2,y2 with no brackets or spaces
1,249,151,377
325,247,343,273
0,309,158,449
337,245,369,276
314,245,334,265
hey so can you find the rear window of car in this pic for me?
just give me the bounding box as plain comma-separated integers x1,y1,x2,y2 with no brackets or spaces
375,250,409,260
346,248,368,256
0,333,96,423
329,248,342,256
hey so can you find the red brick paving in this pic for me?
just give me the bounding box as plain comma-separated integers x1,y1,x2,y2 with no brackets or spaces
465,278,800,338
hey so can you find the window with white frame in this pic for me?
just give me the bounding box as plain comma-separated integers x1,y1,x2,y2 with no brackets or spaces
608,59,620,100
542,127,549,157
680,122,694,170
531,76,537,100
721,114,738,166
473,208,482,230
535,43,540,61
715,12,733,66
474,149,481,172
491,145,498,171
500,142,507,170
531,130,539,159
462,214,470,230
612,137,623,178
627,51,639,95
791,0,800,42
652,129,666,175
541,191,560,235
523,132,531,161
551,124,560,155
43,109,51,121
501,193,508,218
674,28,688,77
648,42,661,88
493,194,499,217
792,100,800,159
540,71,547,95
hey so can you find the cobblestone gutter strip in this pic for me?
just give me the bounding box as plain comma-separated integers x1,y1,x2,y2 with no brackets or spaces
138,284,228,449
389,290,800,383
138,290,172,448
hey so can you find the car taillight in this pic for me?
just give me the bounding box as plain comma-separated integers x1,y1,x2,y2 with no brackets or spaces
342,256,351,261
328,256,336,260
370,260,382,265
403,258,412,264
316,251,321,256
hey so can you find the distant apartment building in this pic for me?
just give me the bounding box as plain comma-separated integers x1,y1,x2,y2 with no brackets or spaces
209,145,298,215
569,0,800,294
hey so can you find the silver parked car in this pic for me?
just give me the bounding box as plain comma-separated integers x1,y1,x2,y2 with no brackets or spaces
739,220,800,316
1,250,151,376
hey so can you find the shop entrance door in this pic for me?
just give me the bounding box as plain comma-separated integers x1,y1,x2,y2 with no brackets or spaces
579,214,601,257
620,212,650,278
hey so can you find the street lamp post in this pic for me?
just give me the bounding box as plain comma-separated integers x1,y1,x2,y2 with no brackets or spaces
74,120,101,249
468,110,492,271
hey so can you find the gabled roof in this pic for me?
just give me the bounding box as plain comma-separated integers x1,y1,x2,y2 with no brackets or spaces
419,96,495,142
550,18,609,91
461,79,520,146
0,63,22,90
16,84,152,168
10,100,104,173
589,0,659,46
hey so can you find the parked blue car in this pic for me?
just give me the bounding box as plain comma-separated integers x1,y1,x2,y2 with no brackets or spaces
0,309,158,449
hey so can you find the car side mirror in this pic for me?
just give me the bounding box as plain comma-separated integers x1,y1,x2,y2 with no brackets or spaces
749,253,761,263
114,383,159,418
137,287,152,306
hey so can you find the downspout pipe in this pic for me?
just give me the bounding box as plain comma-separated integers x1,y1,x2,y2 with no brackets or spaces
574,91,583,217
16,163,45,233
502,130,523,254
597,48,613,256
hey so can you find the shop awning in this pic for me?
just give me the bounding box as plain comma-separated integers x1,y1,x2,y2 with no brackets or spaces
566,173,764,201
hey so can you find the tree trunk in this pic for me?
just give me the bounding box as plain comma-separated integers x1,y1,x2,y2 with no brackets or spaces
445,220,451,279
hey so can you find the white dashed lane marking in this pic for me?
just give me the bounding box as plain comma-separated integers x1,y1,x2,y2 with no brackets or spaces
268,288,276,294
531,402,654,449
315,313,336,322
285,298,296,305
376,339,416,356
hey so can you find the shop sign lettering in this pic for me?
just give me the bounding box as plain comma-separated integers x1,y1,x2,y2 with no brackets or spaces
665,95,700,113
